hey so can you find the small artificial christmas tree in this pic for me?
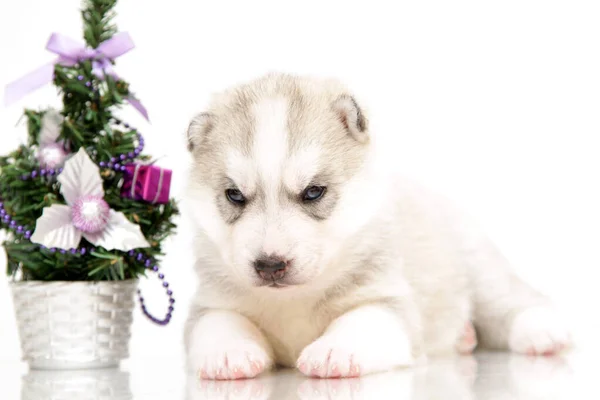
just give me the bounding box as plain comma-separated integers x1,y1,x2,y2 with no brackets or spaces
1,0,178,326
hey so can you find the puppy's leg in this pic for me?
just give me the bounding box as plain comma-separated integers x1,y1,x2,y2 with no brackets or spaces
185,309,274,380
296,304,413,378
464,232,572,355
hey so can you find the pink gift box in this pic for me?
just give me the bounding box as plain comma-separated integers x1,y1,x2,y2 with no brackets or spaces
121,164,172,204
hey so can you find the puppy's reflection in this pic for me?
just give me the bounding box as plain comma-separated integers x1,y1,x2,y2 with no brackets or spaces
296,368,415,400
185,370,280,400
474,353,573,400
186,354,573,400
21,368,132,400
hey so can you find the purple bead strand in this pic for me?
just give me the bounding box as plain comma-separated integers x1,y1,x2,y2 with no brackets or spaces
1,200,173,325
131,251,174,326
0,200,32,240
22,119,144,180
0,202,96,255
0,200,94,253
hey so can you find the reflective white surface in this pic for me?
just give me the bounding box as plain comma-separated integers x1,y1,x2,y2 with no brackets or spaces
3,350,597,400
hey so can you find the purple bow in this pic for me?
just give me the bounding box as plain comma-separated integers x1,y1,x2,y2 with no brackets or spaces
4,32,149,121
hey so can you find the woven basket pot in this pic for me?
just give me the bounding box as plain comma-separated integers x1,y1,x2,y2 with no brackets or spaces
10,280,138,370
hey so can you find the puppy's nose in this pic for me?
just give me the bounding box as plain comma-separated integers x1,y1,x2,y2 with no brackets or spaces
254,256,288,281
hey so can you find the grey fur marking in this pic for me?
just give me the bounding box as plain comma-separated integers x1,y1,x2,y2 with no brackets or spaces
188,74,370,224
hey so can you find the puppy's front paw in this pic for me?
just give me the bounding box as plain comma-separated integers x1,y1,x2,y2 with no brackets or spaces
297,332,413,379
193,339,273,380
509,307,572,356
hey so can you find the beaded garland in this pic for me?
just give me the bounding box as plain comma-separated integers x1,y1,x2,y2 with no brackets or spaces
20,117,145,181
3,118,173,326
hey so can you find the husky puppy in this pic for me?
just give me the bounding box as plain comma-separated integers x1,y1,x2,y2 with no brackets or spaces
183,73,571,380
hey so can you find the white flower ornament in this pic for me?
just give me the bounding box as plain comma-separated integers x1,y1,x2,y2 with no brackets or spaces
31,147,150,251
37,109,69,168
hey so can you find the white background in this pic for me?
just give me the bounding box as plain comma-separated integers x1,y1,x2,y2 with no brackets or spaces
0,0,599,365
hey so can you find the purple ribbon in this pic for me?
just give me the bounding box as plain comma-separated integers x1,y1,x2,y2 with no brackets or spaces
4,32,149,121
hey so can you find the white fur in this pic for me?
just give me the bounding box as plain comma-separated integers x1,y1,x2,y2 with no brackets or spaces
252,97,288,194
188,310,274,380
509,307,572,355
283,145,321,193
296,304,414,378
226,150,256,195
184,74,572,381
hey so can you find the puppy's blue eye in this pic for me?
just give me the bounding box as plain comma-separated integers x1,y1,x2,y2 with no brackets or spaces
302,186,326,202
226,189,246,205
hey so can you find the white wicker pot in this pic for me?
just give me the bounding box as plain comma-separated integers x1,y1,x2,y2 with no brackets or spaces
10,280,138,370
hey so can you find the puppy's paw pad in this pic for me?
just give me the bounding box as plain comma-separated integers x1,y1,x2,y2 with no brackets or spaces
456,321,478,354
193,340,272,380
509,307,572,356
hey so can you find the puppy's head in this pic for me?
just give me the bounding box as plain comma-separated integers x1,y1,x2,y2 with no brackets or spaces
186,74,377,291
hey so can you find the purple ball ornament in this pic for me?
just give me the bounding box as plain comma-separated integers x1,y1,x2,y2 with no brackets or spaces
71,195,110,233
38,143,68,169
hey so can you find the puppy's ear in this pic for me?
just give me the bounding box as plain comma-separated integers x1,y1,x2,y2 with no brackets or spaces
187,112,214,152
332,95,369,143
